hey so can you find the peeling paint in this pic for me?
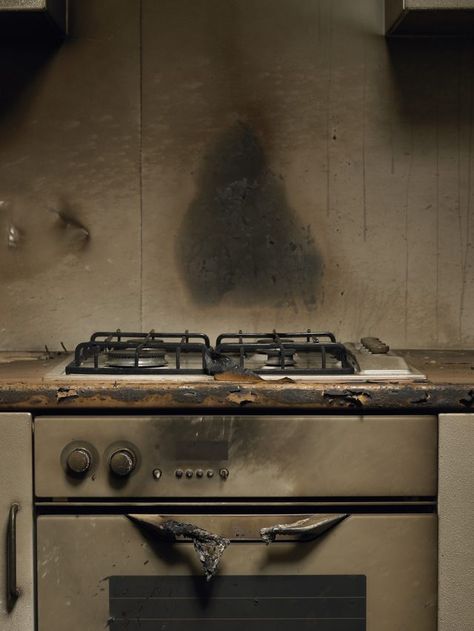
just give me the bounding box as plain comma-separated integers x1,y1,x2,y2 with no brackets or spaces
56,386,79,402
410,392,431,405
322,389,372,408
226,391,257,406
460,390,474,408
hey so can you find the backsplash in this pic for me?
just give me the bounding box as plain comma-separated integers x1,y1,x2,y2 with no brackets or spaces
0,0,473,350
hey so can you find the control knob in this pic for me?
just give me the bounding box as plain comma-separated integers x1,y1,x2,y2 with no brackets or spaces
66,447,92,475
109,448,136,477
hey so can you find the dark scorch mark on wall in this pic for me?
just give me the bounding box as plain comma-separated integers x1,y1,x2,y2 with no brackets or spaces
176,123,321,309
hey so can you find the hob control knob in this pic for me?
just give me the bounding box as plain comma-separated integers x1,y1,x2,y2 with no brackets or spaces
109,449,136,477
66,448,92,475
219,468,229,480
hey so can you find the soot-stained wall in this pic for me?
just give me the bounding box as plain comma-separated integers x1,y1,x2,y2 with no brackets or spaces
0,0,473,349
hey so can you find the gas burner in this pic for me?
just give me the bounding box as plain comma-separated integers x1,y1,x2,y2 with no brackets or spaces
256,346,297,367
264,349,297,368
65,330,211,375
215,330,354,376
255,337,297,367
106,348,168,369
106,337,168,368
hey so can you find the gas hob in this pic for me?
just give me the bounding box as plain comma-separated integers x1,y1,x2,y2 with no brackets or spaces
47,330,426,382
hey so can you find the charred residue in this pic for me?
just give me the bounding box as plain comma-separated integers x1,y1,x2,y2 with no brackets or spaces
127,515,230,581
460,390,474,408
50,199,90,250
176,122,321,308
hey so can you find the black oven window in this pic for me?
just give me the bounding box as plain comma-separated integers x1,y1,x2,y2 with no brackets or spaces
109,574,366,630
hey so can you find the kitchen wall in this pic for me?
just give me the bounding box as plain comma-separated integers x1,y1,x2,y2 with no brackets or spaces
0,0,473,350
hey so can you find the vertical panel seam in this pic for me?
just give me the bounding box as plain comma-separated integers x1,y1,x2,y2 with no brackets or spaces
139,0,143,329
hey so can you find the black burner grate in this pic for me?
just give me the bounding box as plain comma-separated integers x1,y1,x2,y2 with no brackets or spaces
65,329,355,376
65,330,211,375
215,330,354,375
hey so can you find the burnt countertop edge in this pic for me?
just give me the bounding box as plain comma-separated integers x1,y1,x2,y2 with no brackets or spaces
0,380,473,412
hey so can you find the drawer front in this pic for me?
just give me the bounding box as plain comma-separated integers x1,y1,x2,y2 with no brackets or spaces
37,513,437,631
34,415,437,498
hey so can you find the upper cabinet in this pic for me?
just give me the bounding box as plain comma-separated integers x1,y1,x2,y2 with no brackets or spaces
0,0,67,43
386,0,474,35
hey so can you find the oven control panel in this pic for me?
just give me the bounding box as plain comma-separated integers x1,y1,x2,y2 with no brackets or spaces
34,415,437,499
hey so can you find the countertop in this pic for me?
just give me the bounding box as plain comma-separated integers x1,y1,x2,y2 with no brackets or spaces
0,350,473,412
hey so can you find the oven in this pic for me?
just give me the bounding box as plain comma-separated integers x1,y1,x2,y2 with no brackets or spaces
34,414,438,631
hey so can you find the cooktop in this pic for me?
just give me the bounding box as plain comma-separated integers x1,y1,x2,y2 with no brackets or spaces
55,330,426,382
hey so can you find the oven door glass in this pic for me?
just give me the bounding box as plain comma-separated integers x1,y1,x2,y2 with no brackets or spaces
36,513,436,631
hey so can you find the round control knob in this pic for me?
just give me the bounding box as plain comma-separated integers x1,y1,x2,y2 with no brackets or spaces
66,448,91,475
109,449,136,477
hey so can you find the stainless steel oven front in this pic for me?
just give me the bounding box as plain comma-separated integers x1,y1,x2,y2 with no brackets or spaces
34,415,438,631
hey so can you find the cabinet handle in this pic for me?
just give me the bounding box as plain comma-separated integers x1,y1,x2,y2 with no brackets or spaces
6,503,20,612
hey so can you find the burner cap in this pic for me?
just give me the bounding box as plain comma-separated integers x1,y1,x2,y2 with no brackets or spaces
256,340,296,367
262,348,297,368
106,345,168,368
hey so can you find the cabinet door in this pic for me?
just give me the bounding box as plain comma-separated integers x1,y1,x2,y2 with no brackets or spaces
439,414,474,631
0,414,33,631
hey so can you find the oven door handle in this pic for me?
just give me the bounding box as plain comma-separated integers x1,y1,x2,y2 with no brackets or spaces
260,513,348,543
6,503,21,612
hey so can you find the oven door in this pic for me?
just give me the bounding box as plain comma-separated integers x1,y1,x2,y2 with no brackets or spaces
37,512,436,631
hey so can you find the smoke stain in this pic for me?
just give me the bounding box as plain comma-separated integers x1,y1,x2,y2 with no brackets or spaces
176,122,322,309
0,198,90,281
50,199,90,249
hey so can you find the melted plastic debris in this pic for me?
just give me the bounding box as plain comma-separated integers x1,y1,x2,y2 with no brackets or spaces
204,348,262,379
260,514,348,544
127,515,230,581
205,348,265,382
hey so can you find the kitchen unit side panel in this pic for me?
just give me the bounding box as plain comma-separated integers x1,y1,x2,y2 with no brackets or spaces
0,413,33,631
439,413,474,631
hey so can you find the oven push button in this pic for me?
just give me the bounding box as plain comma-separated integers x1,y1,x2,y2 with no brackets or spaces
66,447,92,475
219,468,229,480
109,448,136,477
